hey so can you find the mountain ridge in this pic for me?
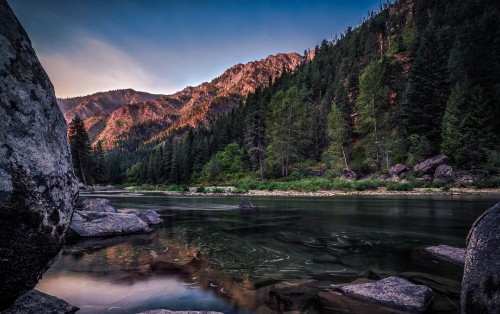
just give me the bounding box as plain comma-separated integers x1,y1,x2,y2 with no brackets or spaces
58,52,305,149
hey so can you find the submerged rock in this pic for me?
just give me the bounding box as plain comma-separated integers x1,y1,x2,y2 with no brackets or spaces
339,276,433,312
411,245,465,282
423,244,465,266
0,0,78,307
461,202,500,313
2,290,78,314
69,198,163,237
239,200,255,210
138,209,164,225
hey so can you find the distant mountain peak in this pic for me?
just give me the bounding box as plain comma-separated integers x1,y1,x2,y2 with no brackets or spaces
58,52,305,149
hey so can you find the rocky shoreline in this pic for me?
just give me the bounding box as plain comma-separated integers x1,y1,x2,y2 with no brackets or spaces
126,186,500,198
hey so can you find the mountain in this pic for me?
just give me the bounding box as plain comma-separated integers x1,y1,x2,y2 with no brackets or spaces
59,52,303,149
95,0,499,186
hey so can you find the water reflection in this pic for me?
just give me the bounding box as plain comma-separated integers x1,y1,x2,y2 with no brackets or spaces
36,193,498,313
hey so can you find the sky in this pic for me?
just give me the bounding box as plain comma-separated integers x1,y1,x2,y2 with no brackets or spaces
9,0,382,98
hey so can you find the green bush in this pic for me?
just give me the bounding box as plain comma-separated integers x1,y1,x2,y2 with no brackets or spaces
196,186,207,193
472,177,500,189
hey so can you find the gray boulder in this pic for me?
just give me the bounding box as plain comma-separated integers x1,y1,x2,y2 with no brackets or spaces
70,211,149,237
0,1,78,307
461,202,500,313
434,164,453,182
138,210,163,225
79,198,117,213
2,290,78,314
411,245,465,281
413,154,450,175
341,168,358,181
340,276,433,312
388,163,408,177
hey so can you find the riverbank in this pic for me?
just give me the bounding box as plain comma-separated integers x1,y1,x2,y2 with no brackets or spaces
122,186,500,197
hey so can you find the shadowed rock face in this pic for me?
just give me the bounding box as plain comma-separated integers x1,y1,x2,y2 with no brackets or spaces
461,202,500,313
0,0,78,308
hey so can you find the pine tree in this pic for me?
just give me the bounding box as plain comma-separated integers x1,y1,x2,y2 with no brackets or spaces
324,102,349,169
355,60,392,171
265,87,311,177
68,116,91,185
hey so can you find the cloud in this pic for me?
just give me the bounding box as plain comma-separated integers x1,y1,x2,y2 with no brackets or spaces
38,38,169,97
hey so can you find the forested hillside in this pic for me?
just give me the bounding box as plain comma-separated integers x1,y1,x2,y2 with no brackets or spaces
74,0,500,185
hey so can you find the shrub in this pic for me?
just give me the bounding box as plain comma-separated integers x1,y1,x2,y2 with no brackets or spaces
196,186,207,193
386,182,414,191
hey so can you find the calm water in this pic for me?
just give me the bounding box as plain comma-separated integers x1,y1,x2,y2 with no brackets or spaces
36,193,498,313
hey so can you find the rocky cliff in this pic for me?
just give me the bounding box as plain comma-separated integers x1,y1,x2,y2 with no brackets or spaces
59,52,304,149
0,0,78,308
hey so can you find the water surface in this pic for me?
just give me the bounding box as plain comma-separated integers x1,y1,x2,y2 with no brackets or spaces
36,193,498,313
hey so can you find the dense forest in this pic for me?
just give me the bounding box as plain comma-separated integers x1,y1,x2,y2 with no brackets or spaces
70,0,500,186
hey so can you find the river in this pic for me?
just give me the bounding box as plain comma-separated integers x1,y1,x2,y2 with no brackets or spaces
35,192,498,313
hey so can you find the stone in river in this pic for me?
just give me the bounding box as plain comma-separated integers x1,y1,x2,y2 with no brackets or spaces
138,209,163,225
2,290,78,314
0,0,78,306
239,200,255,210
461,202,500,314
411,245,465,281
313,253,339,264
339,276,433,312
70,211,149,237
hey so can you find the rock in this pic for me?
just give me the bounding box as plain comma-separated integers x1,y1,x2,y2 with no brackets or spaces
2,289,78,314
136,311,223,314
461,202,500,313
79,198,117,213
138,210,163,225
388,164,408,177
413,154,450,175
423,245,465,266
434,164,453,182
239,200,255,210
339,276,433,312
0,1,78,307
411,246,464,281
341,168,358,181
70,211,149,237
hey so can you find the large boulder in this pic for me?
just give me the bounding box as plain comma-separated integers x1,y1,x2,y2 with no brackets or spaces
70,211,149,237
413,154,450,175
434,164,453,182
341,168,358,181
2,290,78,314
388,163,408,177
0,1,78,308
69,198,163,237
461,202,500,313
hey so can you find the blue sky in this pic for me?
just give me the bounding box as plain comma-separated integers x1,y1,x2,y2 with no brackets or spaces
9,0,382,98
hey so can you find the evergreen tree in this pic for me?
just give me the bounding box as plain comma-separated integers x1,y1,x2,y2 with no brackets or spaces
92,140,106,184
68,116,92,185
265,87,311,177
324,102,349,169
355,60,392,171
